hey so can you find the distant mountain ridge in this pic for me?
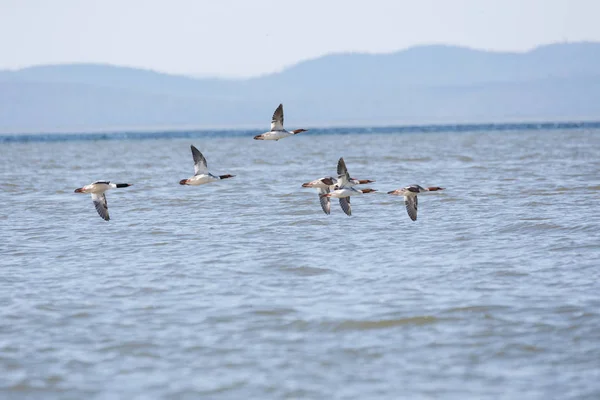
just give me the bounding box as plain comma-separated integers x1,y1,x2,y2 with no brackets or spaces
1,42,600,133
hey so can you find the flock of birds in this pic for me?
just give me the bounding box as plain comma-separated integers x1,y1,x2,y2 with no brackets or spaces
74,104,444,221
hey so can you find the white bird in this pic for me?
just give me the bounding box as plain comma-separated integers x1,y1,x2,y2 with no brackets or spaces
253,104,308,141
179,145,235,186
318,157,377,216
322,187,377,216
388,185,444,221
74,181,132,221
302,175,375,215
302,177,336,214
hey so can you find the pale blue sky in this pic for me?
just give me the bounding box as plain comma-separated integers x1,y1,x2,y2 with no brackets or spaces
1,0,599,77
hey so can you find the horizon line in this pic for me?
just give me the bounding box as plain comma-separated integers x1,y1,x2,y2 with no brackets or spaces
2,117,599,138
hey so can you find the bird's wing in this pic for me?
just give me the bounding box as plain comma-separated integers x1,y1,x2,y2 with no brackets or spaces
191,145,208,175
339,197,352,216
270,104,284,131
337,157,351,187
91,193,110,221
318,187,330,215
404,195,418,221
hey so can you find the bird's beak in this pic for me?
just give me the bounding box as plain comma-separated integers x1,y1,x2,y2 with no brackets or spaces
74,188,83,193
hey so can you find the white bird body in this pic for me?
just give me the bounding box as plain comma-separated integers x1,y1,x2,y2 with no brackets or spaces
180,145,235,186
77,181,114,194
254,104,307,141
74,180,132,221
327,187,362,198
255,130,297,141
184,173,220,186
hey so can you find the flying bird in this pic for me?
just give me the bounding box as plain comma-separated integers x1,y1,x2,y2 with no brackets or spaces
253,104,308,141
322,187,377,216
74,181,132,221
179,145,235,186
388,185,444,221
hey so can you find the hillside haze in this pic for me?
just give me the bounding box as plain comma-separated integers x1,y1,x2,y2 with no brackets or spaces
1,42,600,133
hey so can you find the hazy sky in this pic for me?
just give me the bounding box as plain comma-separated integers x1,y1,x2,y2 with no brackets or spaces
1,0,599,77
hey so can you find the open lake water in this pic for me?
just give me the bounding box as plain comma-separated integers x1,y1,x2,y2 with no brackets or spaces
1,125,599,399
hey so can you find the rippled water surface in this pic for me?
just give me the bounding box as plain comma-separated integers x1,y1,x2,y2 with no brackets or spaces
1,128,600,399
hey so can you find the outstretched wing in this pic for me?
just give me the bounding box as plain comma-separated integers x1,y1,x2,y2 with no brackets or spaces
91,193,110,221
191,145,208,175
270,104,284,131
337,157,351,187
404,195,418,221
318,187,330,215
339,197,352,216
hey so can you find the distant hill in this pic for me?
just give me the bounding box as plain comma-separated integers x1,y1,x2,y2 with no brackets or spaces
1,42,600,133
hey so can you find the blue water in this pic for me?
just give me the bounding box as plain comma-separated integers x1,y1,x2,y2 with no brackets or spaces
1,125,599,399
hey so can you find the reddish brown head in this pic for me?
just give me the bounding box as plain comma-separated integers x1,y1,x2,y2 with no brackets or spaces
179,179,189,185
74,188,84,193
292,129,308,134
302,182,313,188
357,179,375,184
427,187,445,191
361,188,377,194
253,134,264,140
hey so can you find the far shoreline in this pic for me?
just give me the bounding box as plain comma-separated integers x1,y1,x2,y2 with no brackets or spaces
1,119,599,143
